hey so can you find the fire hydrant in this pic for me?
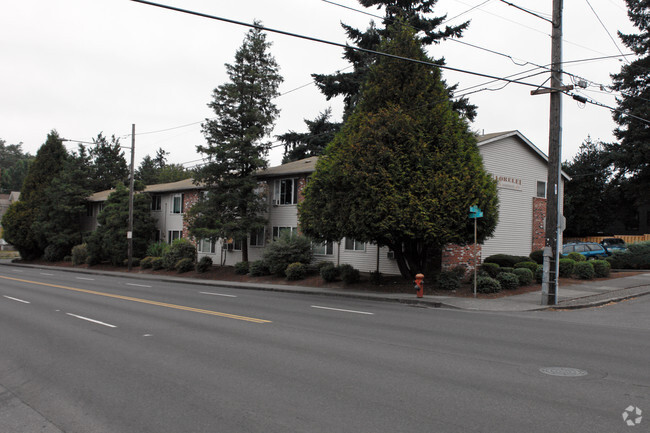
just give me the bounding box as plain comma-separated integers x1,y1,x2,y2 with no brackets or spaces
414,273,424,298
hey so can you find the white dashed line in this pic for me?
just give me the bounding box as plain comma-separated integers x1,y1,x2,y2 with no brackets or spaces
126,283,152,288
40,273,54,276
311,305,374,315
76,277,95,281
200,292,237,298
3,295,30,304
66,313,116,328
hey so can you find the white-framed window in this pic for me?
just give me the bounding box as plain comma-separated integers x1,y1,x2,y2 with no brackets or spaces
312,241,333,256
151,194,162,211
273,178,299,205
168,230,181,243
344,238,365,251
536,181,546,198
250,228,265,247
224,238,243,251
198,238,216,254
172,194,184,214
272,226,297,240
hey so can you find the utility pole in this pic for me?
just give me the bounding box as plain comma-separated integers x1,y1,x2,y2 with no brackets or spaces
127,124,135,271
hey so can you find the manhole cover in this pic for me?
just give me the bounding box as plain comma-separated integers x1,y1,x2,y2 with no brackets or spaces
539,367,588,377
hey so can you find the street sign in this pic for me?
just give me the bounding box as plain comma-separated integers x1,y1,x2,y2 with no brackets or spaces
469,206,483,218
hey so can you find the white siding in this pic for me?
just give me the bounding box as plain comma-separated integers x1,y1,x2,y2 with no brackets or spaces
479,135,549,258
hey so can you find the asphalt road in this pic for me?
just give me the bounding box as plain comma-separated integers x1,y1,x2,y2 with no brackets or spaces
0,264,648,433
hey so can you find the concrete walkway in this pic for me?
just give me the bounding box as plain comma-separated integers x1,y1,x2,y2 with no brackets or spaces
2,260,650,312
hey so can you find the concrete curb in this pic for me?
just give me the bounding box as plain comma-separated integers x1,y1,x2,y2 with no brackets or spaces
552,286,650,310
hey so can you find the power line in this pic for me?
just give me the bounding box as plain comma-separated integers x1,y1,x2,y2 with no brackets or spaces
498,0,552,24
584,0,628,62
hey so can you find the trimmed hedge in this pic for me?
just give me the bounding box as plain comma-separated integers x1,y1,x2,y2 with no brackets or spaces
339,264,360,284
574,261,595,280
529,249,544,264
497,272,519,290
567,252,586,262
263,235,313,276
320,264,340,282
476,276,501,294
196,256,213,273
285,262,307,281
484,254,530,268
162,239,196,270
514,261,538,273
559,258,575,277
140,256,154,269
151,257,164,270
71,243,88,266
535,265,544,283
175,257,194,273
249,260,270,277
591,260,610,278
234,261,249,275
513,268,534,286
480,262,500,278
437,270,461,291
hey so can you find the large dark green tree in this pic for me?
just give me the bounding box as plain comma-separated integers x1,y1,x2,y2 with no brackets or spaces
86,183,156,266
2,131,68,259
189,25,283,262
87,133,129,192
0,139,33,193
282,0,474,162
299,22,498,278
136,148,191,185
608,0,650,214
277,109,339,163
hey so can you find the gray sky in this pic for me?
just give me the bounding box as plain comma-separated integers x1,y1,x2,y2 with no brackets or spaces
0,0,636,169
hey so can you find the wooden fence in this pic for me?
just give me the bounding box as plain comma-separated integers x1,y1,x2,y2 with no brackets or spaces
564,234,650,244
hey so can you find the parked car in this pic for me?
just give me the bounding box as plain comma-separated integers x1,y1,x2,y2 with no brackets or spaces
600,238,627,254
562,242,608,259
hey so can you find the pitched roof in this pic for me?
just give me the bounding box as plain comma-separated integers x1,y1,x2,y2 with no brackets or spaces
255,157,319,178
88,178,202,202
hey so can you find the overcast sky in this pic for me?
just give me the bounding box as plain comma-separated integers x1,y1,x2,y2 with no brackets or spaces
0,0,636,170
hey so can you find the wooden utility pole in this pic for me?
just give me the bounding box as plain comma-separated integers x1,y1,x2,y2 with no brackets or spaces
544,0,564,305
127,124,135,271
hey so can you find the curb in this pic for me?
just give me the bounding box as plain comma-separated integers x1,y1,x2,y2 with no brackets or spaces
552,287,650,310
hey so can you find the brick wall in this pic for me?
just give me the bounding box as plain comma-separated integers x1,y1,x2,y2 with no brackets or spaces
182,191,200,244
532,197,546,251
441,243,482,275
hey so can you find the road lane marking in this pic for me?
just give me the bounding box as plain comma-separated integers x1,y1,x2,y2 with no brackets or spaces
40,273,54,276
66,313,116,328
311,305,374,315
200,291,237,298
3,295,30,304
76,277,95,281
0,275,271,324
126,283,152,288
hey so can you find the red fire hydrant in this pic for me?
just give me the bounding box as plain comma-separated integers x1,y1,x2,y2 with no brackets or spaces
414,273,424,298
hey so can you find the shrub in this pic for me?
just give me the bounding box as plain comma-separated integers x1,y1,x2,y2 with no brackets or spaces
574,261,595,280
196,256,213,273
63,255,72,262
496,272,519,290
499,267,514,274
320,264,340,282
529,249,544,264
234,261,249,275
140,256,154,269
479,262,500,278
514,261,538,273
513,268,534,286
591,259,610,278
567,252,586,262
43,244,68,262
437,270,461,291
607,241,650,269
451,265,467,281
559,258,575,277
175,257,194,273
262,235,313,276
71,243,88,266
285,262,307,281
339,264,360,284
151,257,164,270
476,276,501,294
484,254,530,267
147,242,169,258
370,271,382,285
162,239,196,270
535,265,544,283
249,260,270,277
317,261,335,271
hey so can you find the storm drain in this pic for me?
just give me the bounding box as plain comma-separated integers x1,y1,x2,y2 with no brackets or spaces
539,367,588,377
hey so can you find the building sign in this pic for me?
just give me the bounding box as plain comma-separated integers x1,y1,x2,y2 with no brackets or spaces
495,175,523,191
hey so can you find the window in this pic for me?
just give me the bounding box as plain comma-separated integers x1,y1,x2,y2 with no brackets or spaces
312,241,333,256
344,238,365,251
168,230,181,243
86,203,94,217
536,181,546,198
198,238,216,254
250,228,265,247
151,195,162,211
153,230,161,243
172,194,183,214
225,238,242,251
273,178,299,205
272,226,297,240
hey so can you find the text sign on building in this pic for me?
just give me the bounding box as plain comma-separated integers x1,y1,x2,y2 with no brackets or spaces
494,175,523,191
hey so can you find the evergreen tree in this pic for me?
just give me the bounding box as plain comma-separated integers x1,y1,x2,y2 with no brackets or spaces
86,183,156,266
2,131,67,259
299,22,498,278
562,137,615,237
136,148,191,185
88,133,129,192
283,0,475,162
608,0,650,211
277,109,339,163
190,25,282,262
0,139,33,193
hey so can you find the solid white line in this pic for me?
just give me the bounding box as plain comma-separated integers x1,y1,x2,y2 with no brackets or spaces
311,305,374,315
65,313,116,328
40,273,54,276
76,277,95,281
200,291,237,298
126,283,152,288
3,295,30,304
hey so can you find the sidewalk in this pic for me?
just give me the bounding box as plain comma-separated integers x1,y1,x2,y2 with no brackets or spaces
2,260,650,312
